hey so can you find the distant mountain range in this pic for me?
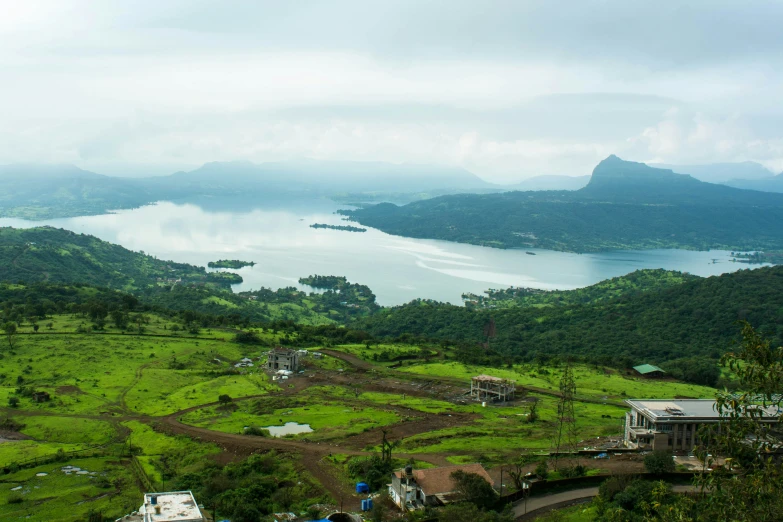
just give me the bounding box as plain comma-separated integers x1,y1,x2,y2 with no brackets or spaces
724,173,783,193
0,160,495,219
502,174,590,192
342,155,783,252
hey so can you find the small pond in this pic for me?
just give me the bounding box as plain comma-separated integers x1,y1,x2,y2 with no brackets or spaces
263,422,313,437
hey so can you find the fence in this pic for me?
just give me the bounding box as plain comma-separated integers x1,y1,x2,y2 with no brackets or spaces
498,472,698,504
130,456,157,493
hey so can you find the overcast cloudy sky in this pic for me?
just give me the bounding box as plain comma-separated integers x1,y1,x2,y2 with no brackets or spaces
1,0,782,182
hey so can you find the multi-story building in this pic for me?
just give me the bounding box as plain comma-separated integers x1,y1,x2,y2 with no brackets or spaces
266,347,299,372
624,399,779,451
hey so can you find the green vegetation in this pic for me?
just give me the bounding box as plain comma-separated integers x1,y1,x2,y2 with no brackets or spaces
463,269,699,309
342,156,783,253
310,223,367,232
357,265,783,380
0,227,235,291
208,259,256,269
0,227,378,324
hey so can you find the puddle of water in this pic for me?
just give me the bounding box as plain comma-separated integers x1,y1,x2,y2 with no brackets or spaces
35,473,47,477
262,422,313,437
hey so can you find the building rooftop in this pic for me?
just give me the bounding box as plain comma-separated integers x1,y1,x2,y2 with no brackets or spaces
633,364,665,375
394,463,493,495
142,491,203,522
472,374,510,383
626,399,780,421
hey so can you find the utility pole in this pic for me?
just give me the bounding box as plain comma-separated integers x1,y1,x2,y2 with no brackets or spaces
552,360,577,470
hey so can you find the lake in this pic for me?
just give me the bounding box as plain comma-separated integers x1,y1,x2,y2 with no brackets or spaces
0,197,765,306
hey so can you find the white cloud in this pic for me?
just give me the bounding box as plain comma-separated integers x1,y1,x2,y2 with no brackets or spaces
0,1,782,180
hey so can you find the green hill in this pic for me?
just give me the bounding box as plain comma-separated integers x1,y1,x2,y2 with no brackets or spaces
355,265,783,369
343,156,783,252
0,164,153,219
0,227,376,325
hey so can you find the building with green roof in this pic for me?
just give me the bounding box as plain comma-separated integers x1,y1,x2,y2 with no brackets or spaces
633,364,666,378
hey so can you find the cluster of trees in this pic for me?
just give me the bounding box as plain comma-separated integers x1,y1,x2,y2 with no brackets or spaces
463,269,699,309
309,223,367,232
172,452,327,522
356,266,783,383
207,259,255,268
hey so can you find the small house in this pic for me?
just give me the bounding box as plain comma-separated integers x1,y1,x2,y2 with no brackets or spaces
32,391,51,403
633,364,666,378
389,463,494,509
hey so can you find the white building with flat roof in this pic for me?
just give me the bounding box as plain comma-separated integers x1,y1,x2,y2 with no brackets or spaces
624,399,779,451
141,491,204,522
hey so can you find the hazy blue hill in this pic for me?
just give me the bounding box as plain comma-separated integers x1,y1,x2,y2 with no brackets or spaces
502,174,590,191
0,164,153,219
343,155,783,252
651,161,774,183
153,159,494,194
579,155,783,205
725,173,783,193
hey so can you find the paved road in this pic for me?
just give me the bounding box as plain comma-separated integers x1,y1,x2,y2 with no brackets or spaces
513,485,697,519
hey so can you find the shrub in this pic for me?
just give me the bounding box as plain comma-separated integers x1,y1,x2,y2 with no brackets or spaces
644,450,675,475
243,426,270,437
535,460,549,479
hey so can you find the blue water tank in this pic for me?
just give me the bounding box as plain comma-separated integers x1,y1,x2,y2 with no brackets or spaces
361,498,374,511
356,482,370,493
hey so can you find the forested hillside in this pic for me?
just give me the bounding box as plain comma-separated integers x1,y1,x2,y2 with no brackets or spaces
0,227,226,290
343,156,783,252
0,227,377,325
0,164,153,219
463,268,699,309
357,266,783,368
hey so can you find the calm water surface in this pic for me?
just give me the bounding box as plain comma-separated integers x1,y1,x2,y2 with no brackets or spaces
0,198,765,306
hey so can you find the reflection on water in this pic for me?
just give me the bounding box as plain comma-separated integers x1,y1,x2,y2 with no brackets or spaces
263,422,313,437
0,198,766,305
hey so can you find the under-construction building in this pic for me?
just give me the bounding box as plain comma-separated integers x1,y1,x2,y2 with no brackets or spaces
470,374,515,402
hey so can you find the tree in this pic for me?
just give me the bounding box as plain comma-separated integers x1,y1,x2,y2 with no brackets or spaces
218,394,232,405
534,460,549,480
3,321,17,349
450,470,498,510
643,450,675,475
32,323,39,333
8,396,19,407
691,322,783,521
111,309,129,329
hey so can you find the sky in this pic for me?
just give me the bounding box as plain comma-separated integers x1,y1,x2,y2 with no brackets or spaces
1,0,782,183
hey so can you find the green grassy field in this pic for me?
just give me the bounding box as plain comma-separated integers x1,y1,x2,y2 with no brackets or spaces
181,395,400,441
398,361,715,401
0,457,142,522
0,317,726,520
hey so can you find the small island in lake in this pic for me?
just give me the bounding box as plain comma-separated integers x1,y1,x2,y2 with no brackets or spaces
208,259,256,269
310,223,367,233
